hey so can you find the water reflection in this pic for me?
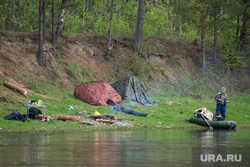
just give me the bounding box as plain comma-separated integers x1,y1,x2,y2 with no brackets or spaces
0,129,249,167
192,129,248,167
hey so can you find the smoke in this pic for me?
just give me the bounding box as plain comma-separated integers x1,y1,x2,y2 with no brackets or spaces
148,68,250,101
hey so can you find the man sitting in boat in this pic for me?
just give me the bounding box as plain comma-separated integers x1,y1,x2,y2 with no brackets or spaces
215,87,229,120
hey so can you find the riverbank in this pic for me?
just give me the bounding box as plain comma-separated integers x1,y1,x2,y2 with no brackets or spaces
0,85,249,133
0,32,249,133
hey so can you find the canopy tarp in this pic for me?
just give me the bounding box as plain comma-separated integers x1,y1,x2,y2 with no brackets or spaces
111,75,154,105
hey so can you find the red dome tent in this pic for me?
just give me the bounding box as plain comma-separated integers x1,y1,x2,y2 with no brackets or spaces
74,81,122,106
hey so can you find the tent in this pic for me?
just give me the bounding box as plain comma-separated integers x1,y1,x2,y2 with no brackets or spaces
111,75,154,105
74,81,122,106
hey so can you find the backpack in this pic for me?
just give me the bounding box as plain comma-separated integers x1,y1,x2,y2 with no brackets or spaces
24,107,42,119
4,112,26,122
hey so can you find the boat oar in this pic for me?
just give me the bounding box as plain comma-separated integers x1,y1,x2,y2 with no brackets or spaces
201,114,213,130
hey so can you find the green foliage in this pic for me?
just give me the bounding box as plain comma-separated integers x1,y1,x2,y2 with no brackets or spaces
129,53,152,82
64,14,84,33
112,13,134,36
0,0,246,46
65,59,90,85
23,75,56,95
143,5,172,37
221,41,247,71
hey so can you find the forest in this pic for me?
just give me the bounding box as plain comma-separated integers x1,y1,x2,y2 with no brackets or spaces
0,0,249,91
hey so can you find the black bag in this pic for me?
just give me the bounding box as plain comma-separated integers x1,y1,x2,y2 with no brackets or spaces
215,115,225,121
25,107,42,119
4,112,26,122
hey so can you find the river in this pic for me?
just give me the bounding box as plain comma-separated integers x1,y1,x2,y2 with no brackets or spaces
0,129,249,167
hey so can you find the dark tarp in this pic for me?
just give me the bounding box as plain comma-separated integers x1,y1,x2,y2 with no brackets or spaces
111,75,154,105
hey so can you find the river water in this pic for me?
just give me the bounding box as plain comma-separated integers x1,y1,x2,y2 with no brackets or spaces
0,129,249,167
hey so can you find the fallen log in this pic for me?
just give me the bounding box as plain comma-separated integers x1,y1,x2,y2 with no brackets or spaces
90,114,115,119
57,115,82,122
90,114,103,119
37,114,51,120
4,81,28,97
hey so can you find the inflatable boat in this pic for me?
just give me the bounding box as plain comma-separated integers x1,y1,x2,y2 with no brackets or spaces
189,116,237,129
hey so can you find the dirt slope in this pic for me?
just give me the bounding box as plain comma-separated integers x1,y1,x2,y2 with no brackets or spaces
0,32,201,94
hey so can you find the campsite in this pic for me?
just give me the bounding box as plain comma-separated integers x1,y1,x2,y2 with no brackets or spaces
0,33,249,132
0,68,249,133
0,32,249,133
0,0,250,166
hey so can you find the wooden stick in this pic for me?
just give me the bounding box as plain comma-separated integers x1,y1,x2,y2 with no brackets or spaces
37,114,51,120
57,115,82,122
114,111,117,121
4,81,28,97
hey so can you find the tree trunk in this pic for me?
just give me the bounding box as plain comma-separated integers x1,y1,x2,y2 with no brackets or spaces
201,8,206,71
38,0,44,66
240,0,250,76
56,0,68,39
213,8,217,67
52,0,55,46
42,0,46,44
106,0,114,59
236,14,240,37
5,0,15,31
82,0,86,26
239,1,249,52
133,0,145,52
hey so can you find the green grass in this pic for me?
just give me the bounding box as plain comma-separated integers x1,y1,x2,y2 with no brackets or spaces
0,81,249,134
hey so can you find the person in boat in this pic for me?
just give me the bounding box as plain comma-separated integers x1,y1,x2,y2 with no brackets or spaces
215,87,229,120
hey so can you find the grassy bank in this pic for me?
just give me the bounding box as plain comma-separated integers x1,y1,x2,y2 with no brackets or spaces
0,80,249,134
0,33,249,133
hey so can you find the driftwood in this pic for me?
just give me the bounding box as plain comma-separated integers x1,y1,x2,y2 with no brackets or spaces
90,114,114,119
138,51,167,59
37,114,51,120
4,81,28,97
113,38,129,47
96,119,116,124
57,115,82,122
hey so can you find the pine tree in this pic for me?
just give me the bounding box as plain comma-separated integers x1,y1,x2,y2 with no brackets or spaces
133,0,145,52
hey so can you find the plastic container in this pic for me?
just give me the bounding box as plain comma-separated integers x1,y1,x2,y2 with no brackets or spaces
38,99,43,106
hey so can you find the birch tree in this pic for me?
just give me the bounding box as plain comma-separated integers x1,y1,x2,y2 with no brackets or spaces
106,0,115,59
56,0,68,39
